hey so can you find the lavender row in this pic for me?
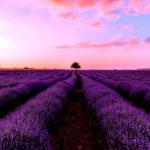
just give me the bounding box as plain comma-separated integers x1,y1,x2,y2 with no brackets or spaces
81,70,150,84
0,73,77,150
0,72,66,90
80,74,150,150
0,82,19,89
112,81,150,111
98,77,150,111
0,72,71,117
0,70,70,89
81,71,150,111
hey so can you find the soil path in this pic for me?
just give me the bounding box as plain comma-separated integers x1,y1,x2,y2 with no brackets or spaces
50,81,108,150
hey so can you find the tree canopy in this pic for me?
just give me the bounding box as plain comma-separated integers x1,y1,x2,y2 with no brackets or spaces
71,62,81,69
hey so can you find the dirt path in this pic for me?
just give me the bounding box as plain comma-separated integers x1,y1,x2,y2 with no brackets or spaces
50,82,108,150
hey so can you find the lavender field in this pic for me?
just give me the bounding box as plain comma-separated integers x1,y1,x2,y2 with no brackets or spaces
0,70,150,150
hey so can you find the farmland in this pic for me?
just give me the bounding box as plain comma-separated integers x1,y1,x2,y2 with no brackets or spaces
0,70,149,150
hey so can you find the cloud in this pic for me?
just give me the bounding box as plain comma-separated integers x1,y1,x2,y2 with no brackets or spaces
88,20,102,28
59,11,78,19
145,37,150,43
45,0,150,21
123,23,135,32
49,0,93,7
49,0,71,6
57,37,141,49
125,0,150,15
77,0,96,8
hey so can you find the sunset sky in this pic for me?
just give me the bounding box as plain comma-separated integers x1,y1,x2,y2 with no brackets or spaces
0,0,150,69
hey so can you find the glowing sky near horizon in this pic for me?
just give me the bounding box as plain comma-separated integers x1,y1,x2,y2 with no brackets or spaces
0,0,150,69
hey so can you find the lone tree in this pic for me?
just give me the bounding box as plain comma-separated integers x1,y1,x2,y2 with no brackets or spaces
71,62,81,70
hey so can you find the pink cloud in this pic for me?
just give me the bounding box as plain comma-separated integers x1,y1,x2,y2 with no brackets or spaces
59,11,78,19
77,0,96,8
99,11,121,20
57,37,141,49
45,0,150,21
125,0,150,15
49,0,71,6
102,0,123,10
122,23,136,32
145,37,150,43
89,20,102,28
